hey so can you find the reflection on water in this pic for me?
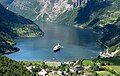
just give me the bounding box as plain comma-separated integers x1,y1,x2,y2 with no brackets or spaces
5,23,102,61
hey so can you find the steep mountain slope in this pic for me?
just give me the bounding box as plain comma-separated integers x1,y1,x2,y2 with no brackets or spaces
74,0,120,56
0,4,42,75
0,4,43,37
0,4,43,54
6,0,88,22
61,0,120,56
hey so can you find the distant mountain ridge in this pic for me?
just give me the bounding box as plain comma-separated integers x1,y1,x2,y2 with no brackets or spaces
6,0,88,22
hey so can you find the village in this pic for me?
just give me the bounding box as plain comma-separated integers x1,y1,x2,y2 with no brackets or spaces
23,59,115,76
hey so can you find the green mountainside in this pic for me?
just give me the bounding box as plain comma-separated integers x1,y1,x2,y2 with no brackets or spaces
0,55,32,76
0,4,43,38
0,3,44,75
54,0,120,55
79,0,120,55
60,0,120,55
0,4,43,54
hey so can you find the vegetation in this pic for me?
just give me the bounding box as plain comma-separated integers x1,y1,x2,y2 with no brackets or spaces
0,3,44,76
56,0,120,56
109,66,120,74
20,58,120,76
0,32,19,54
55,8,79,26
22,61,44,66
96,71,116,76
0,0,120,76
67,0,73,4
0,56,32,76
96,58,120,75
0,56,119,76
82,60,94,66
0,3,43,54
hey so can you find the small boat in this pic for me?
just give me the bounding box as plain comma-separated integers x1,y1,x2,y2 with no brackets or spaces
53,43,63,52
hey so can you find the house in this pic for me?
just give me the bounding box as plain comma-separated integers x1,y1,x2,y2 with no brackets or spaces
101,61,110,66
49,71,63,76
84,65,91,70
57,71,63,75
69,67,75,73
69,65,82,73
38,69,48,76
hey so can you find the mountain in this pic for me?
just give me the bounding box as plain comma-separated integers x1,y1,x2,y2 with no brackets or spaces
0,4,43,54
0,4,43,75
0,4,43,37
6,0,120,56
5,0,88,22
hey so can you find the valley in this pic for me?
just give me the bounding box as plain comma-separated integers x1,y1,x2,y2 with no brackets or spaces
6,0,120,56
0,0,120,76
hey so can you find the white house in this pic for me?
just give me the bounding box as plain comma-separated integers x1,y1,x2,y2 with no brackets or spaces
38,69,48,76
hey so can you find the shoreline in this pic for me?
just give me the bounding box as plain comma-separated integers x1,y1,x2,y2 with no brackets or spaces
3,28,108,62
3,33,44,55
3,47,20,55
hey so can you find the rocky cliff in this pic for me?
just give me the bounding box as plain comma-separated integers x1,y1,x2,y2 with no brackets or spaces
5,0,88,22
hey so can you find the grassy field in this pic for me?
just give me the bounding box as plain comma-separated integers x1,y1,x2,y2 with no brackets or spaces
21,61,44,66
110,66,120,74
44,61,61,67
96,71,116,76
21,61,61,67
82,60,94,66
101,66,120,75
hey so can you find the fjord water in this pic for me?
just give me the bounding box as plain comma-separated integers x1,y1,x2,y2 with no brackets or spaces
5,23,102,61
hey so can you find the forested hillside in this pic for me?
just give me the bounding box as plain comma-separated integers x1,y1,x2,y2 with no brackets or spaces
0,4,43,54
67,0,120,55
0,3,44,75
0,55,32,76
